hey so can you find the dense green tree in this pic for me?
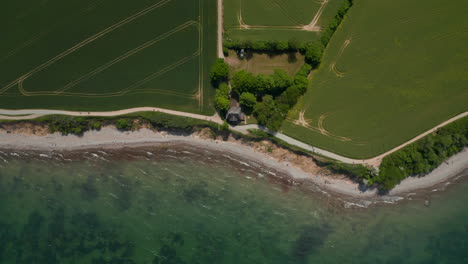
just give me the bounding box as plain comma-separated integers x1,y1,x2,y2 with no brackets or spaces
217,83,230,96
215,96,230,113
215,82,231,113
277,86,302,107
305,43,323,68
239,92,257,114
276,41,289,51
253,95,288,131
271,69,293,95
210,59,229,85
294,75,309,94
231,70,257,95
255,74,274,95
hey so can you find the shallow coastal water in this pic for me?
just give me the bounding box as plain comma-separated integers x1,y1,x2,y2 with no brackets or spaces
0,146,467,263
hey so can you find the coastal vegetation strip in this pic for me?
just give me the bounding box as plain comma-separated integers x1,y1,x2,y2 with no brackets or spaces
1,110,467,192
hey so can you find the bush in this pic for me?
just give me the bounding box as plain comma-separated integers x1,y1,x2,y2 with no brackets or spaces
294,76,309,94
277,86,302,107
296,63,313,78
239,92,257,114
115,119,131,130
271,69,293,96
253,95,288,131
231,70,257,95
304,43,323,68
375,116,468,190
47,116,90,135
215,96,230,113
320,0,353,46
215,82,231,113
91,121,102,130
210,59,229,85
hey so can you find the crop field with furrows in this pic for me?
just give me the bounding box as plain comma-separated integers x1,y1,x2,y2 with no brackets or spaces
223,0,346,42
0,0,217,114
282,0,468,159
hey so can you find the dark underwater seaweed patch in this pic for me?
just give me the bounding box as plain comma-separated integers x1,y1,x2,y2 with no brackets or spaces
292,225,331,263
80,174,99,201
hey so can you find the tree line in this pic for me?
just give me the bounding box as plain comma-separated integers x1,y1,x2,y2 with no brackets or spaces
210,58,313,130
211,0,353,129
372,117,468,190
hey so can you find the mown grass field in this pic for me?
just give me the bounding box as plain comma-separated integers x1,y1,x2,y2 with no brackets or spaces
0,0,217,114
224,0,346,42
283,0,468,158
225,51,305,76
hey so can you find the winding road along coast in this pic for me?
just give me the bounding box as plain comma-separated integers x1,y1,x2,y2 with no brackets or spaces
0,108,467,168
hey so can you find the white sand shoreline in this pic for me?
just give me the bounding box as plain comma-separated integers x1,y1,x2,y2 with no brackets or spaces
0,127,467,200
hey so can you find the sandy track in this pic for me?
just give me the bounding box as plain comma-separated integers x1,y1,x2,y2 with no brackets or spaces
218,0,224,58
303,0,329,31
233,110,468,167
1,108,467,168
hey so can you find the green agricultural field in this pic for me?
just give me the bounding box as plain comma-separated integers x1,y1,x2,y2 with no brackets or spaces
224,0,346,42
0,0,217,114
283,0,468,158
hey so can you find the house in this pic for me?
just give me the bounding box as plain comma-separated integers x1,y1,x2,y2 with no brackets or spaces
226,106,245,125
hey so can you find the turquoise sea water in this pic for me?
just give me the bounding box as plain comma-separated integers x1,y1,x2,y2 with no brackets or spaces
0,145,467,264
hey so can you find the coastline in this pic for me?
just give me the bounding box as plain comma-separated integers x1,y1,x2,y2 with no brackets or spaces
0,126,467,201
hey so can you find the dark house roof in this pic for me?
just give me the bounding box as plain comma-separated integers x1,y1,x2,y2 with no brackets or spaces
226,106,244,124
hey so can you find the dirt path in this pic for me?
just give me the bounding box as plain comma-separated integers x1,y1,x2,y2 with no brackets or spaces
232,110,468,167
303,0,329,31
0,107,223,124
1,108,466,168
217,0,224,58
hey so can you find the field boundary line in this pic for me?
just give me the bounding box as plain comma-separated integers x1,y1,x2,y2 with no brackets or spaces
55,20,199,94
236,0,305,31
303,0,329,31
122,51,200,93
14,51,199,98
0,0,173,94
235,0,324,31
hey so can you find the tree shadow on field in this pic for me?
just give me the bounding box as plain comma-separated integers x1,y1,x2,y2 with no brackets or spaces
287,52,298,63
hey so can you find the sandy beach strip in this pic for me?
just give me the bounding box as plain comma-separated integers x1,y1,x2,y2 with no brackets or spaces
0,127,467,199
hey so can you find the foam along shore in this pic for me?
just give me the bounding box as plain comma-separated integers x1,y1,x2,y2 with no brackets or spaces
0,126,466,199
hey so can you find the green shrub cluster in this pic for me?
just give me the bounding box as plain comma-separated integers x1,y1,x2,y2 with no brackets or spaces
320,0,353,47
374,117,468,190
45,116,103,135
115,119,132,130
224,38,304,53
209,59,229,86
229,65,311,130
214,83,231,114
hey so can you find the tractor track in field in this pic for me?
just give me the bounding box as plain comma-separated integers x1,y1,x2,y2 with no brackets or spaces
0,0,173,94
